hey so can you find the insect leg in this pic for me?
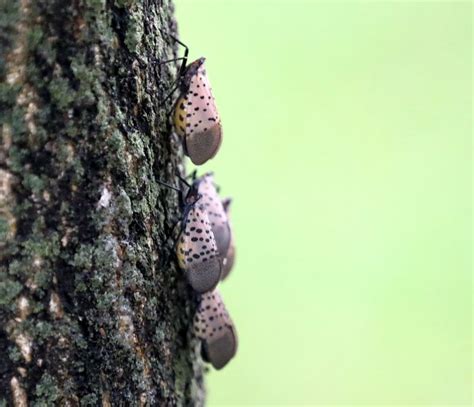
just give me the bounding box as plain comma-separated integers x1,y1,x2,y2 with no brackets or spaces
152,30,190,108
176,173,191,188
187,169,197,181
158,29,189,78
156,56,187,66
159,81,180,109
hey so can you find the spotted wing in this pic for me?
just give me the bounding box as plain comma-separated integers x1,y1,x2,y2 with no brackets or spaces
176,205,222,293
195,174,231,258
172,70,219,134
185,63,220,134
193,289,238,370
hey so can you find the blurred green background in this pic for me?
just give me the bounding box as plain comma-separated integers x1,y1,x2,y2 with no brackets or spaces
175,1,471,405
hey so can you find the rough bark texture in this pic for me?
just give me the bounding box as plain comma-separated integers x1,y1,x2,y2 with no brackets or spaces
0,0,206,405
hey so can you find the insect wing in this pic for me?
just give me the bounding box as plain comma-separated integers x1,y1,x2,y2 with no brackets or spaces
193,290,238,370
176,205,222,293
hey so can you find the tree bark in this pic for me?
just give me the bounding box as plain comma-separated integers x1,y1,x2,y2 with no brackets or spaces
0,0,206,405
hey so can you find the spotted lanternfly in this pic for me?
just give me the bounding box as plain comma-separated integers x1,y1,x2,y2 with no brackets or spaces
221,198,235,280
192,173,231,262
176,188,222,293
172,58,222,165
193,289,238,370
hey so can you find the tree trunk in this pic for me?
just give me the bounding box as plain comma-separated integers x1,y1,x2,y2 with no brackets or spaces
0,0,206,405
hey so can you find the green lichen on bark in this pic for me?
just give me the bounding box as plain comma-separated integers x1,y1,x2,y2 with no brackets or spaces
0,0,206,405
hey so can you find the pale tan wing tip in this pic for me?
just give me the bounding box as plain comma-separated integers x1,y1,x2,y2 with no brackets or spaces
186,123,222,165
202,325,238,370
186,257,222,294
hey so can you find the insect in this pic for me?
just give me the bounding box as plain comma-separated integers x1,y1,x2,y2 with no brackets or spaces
193,289,238,369
221,198,235,280
172,57,222,165
157,32,222,165
175,187,223,293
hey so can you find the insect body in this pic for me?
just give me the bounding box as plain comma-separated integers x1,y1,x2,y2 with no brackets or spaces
193,289,238,369
176,189,222,293
173,58,222,165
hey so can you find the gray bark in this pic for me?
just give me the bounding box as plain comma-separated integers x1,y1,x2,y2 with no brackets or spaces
0,0,205,405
